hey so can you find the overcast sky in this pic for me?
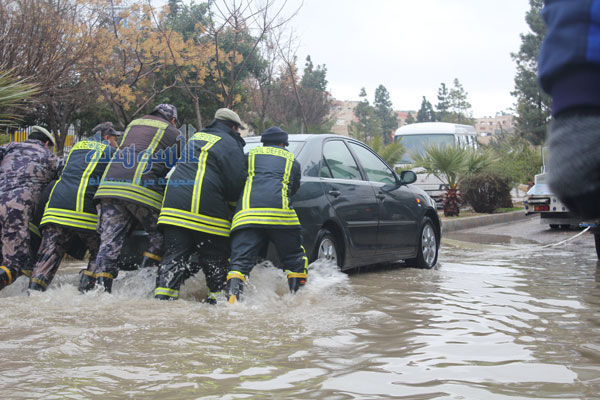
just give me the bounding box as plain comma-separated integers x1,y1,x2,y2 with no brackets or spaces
288,0,532,117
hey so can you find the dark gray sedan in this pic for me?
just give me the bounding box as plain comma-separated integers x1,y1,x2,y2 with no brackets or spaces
244,134,441,270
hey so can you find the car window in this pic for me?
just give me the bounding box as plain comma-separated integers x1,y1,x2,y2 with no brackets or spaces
348,142,396,184
243,140,305,156
322,140,362,180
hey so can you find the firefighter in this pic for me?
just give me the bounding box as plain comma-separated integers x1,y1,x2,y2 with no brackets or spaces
0,126,62,290
154,108,247,303
225,126,307,303
79,104,181,293
28,122,120,292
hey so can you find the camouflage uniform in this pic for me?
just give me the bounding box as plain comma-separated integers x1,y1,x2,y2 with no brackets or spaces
0,139,61,290
30,224,100,289
89,199,163,282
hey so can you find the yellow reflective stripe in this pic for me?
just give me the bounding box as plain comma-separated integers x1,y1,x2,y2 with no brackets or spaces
282,157,292,210
234,208,299,217
191,135,220,214
159,208,230,228
128,118,170,129
0,266,13,285
207,291,222,300
98,182,163,202
30,278,48,288
95,188,162,210
21,269,32,278
43,208,97,222
134,125,166,185
227,271,245,281
155,287,179,298
77,148,102,212
29,222,41,237
40,217,96,231
157,216,230,237
231,218,300,229
81,270,95,277
286,272,307,279
243,151,256,209
95,272,114,279
251,146,295,160
143,252,162,261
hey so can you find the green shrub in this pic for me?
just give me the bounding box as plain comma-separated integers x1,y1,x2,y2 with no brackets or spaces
461,171,513,213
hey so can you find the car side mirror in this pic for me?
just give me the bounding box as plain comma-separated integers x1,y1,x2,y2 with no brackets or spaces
399,170,417,185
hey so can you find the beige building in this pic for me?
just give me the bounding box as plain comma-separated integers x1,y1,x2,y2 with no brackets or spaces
475,112,515,137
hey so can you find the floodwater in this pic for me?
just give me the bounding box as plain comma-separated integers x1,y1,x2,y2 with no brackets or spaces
1,234,600,399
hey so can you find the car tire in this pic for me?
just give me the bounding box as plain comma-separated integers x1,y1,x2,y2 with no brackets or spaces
406,217,438,269
313,229,341,267
595,233,600,260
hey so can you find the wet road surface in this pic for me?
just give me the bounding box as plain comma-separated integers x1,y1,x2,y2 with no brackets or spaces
1,217,599,399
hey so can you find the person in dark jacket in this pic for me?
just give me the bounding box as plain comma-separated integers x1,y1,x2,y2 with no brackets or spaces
28,122,120,292
225,126,307,304
154,108,247,303
80,104,181,293
0,126,62,290
538,0,600,219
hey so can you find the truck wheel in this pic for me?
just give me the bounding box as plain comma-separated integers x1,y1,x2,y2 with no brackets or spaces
595,233,600,260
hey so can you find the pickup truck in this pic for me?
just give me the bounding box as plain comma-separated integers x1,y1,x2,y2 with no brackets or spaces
524,170,580,229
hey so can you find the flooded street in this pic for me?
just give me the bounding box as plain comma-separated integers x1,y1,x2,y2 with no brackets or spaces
2,220,600,399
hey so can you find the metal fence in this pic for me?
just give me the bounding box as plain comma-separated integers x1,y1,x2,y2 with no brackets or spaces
9,125,78,157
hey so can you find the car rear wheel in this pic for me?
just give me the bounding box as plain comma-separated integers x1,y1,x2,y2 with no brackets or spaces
406,217,438,269
314,229,340,267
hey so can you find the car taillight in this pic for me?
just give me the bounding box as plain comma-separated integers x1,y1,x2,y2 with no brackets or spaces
534,205,549,211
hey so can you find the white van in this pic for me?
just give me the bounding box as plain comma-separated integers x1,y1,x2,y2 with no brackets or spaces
394,122,478,202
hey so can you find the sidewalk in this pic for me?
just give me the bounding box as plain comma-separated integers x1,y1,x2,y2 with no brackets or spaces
441,210,534,232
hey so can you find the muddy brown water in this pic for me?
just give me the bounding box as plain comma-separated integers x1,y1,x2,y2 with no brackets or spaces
1,234,599,399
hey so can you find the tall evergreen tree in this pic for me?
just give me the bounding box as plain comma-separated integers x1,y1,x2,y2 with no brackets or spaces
448,78,473,124
374,84,398,143
436,82,450,122
417,96,435,122
511,0,550,145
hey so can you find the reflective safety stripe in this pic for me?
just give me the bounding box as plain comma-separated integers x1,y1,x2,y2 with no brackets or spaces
30,278,48,289
155,287,179,298
134,124,167,185
95,272,114,279
81,270,95,277
28,222,41,237
286,272,307,279
77,147,104,212
41,208,98,231
21,269,32,278
143,252,162,261
227,271,245,281
0,266,13,285
231,207,300,230
281,157,292,210
158,207,231,237
207,291,222,300
95,185,162,210
190,132,222,214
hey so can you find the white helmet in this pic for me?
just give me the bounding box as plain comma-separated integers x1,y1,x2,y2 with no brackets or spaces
30,126,56,147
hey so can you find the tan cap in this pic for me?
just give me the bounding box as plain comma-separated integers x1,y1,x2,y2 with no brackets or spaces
31,126,56,147
214,108,245,129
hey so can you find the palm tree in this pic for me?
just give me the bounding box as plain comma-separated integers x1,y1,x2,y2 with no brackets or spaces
412,144,495,216
0,70,38,128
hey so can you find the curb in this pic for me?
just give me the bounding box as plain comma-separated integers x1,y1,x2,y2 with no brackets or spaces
442,210,534,232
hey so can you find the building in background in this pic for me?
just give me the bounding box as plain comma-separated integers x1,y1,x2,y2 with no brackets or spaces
475,112,514,137
329,99,416,136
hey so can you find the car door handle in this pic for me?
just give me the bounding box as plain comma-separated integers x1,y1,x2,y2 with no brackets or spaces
328,189,341,197
376,192,386,200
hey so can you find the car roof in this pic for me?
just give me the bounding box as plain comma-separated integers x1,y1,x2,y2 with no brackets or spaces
394,122,476,135
243,133,348,143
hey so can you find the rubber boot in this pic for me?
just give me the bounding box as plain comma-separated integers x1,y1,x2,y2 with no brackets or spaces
204,291,223,305
287,272,307,293
28,278,48,292
78,271,96,293
0,266,15,291
225,277,244,304
96,276,113,293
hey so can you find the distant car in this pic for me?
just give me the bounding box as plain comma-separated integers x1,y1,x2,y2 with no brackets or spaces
244,134,441,270
120,134,441,270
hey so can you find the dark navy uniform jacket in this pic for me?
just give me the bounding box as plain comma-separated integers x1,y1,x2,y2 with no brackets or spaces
158,121,247,237
231,144,301,232
41,133,116,232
